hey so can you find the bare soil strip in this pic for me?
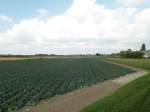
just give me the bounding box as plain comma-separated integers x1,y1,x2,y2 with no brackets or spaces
0,57,51,61
20,62,148,112
0,57,29,61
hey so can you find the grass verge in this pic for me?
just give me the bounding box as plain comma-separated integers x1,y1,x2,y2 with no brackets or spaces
105,58,150,70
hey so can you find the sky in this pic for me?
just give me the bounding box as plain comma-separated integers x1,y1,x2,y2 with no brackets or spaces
0,0,150,54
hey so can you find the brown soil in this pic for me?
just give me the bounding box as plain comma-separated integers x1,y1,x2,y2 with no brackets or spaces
0,57,52,61
19,62,147,112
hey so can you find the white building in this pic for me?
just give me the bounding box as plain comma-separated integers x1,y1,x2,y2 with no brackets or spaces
144,50,150,58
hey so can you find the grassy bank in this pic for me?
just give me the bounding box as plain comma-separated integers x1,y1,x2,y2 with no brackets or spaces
81,58,150,112
105,58,150,70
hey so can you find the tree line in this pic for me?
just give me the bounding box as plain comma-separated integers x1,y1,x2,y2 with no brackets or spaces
120,43,146,58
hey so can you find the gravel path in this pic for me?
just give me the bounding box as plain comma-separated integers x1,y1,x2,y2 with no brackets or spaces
20,62,148,112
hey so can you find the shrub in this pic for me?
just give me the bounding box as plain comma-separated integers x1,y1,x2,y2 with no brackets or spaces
120,50,144,58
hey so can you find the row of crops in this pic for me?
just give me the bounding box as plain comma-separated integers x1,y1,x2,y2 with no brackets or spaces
0,57,134,112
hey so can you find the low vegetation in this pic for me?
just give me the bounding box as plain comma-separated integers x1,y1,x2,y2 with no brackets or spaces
0,58,134,112
81,74,150,112
81,58,150,112
106,58,150,70
120,49,144,58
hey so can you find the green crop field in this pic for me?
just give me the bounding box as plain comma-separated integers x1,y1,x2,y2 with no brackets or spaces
0,57,134,112
81,58,150,112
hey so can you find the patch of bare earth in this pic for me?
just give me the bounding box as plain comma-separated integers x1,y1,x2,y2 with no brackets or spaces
0,57,28,61
0,57,55,61
20,62,148,112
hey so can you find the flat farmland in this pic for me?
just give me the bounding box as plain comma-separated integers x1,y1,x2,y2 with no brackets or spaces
0,57,134,111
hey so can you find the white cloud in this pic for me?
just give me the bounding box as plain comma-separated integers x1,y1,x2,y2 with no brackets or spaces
0,0,150,54
0,15,13,22
117,0,148,7
36,9,49,18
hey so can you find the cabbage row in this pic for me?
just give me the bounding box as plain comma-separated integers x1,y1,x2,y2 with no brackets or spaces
0,58,134,112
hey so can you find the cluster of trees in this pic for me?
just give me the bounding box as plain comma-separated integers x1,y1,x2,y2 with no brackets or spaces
120,49,144,58
140,43,146,51
119,43,146,58
96,53,103,56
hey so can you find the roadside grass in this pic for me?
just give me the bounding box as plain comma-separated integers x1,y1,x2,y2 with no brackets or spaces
81,58,150,112
81,74,150,112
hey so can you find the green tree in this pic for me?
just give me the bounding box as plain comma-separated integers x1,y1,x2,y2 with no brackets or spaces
120,50,144,58
140,43,146,51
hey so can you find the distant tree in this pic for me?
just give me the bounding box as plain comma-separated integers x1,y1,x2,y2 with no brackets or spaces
120,51,126,58
96,53,102,56
120,49,144,58
127,49,132,52
140,43,146,51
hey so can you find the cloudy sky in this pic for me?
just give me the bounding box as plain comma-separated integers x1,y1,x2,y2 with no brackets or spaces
0,0,150,54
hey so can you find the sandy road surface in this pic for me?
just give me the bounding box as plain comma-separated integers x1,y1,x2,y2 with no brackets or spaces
20,62,148,112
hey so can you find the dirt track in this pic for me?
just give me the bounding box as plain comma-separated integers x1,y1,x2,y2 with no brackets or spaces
20,62,148,112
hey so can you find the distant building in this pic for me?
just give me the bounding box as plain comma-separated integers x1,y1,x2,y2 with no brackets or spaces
143,50,150,58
